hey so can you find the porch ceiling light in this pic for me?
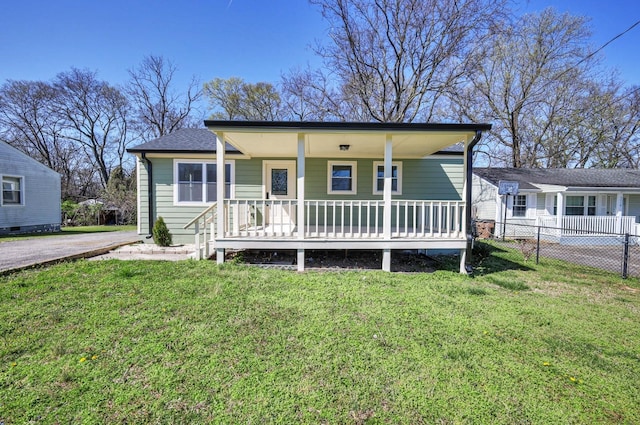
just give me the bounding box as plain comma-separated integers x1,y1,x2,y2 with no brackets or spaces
339,144,350,151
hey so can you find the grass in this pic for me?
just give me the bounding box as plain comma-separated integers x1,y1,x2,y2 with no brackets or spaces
1,242,639,423
0,225,136,242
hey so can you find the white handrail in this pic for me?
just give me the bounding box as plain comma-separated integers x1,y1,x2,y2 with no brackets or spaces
183,203,217,259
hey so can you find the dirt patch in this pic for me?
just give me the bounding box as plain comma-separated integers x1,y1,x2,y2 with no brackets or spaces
226,249,441,272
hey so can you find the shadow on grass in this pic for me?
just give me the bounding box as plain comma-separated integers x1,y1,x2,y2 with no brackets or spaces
0,225,135,242
473,241,534,275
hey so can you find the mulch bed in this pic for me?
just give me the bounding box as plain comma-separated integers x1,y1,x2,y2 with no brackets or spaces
226,249,442,272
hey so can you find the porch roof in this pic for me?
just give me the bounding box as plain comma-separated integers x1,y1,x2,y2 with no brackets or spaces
203,120,491,158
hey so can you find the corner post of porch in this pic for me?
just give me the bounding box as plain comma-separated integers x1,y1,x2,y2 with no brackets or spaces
297,133,306,271
616,192,624,233
382,134,393,272
556,193,564,231
215,131,226,264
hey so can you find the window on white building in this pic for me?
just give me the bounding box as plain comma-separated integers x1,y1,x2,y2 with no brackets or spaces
2,176,23,205
512,194,527,217
565,195,596,216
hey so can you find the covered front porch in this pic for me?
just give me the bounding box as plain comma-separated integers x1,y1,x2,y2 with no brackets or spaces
186,121,491,272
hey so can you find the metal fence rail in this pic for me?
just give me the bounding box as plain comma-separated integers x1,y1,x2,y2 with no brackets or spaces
488,222,640,279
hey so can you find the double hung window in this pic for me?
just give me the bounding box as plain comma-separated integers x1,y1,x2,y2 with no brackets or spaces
2,176,23,205
373,162,402,194
512,195,527,217
328,161,357,194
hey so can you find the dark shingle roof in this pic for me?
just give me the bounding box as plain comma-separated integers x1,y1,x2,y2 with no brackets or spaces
127,128,240,154
436,142,464,154
474,168,640,189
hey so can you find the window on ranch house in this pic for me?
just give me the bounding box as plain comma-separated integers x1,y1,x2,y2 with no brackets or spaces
373,161,402,194
328,161,357,194
177,162,232,203
565,195,596,216
2,176,23,205
512,194,527,217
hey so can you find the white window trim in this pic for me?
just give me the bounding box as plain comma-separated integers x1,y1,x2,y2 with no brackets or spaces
327,161,357,195
173,159,235,206
564,194,597,216
511,194,527,217
1,175,25,207
372,161,402,195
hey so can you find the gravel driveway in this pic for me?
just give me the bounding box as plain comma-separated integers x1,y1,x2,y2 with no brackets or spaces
0,231,141,273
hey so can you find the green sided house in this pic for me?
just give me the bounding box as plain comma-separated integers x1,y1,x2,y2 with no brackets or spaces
127,121,491,272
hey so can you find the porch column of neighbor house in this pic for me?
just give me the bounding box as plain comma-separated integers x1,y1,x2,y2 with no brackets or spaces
494,191,503,238
616,192,624,233
297,133,305,272
216,132,226,264
556,193,564,229
382,134,393,272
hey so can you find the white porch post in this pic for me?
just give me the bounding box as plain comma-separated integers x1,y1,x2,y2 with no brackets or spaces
297,133,305,271
556,193,564,231
216,132,225,264
616,192,624,233
382,134,393,272
495,192,503,238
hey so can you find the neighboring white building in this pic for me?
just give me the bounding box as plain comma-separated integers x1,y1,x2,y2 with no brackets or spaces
473,168,640,242
0,141,61,235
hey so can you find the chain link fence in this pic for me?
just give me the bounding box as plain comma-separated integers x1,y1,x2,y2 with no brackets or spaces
480,221,640,278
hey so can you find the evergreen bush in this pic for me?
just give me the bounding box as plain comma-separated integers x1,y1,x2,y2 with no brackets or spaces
152,216,172,247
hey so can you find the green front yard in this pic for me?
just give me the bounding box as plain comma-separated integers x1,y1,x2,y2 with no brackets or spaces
1,243,639,423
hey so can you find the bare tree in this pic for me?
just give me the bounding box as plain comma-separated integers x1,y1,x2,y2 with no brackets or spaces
204,77,283,120
53,68,131,188
454,8,597,167
127,55,202,141
296,0,506,123
585,84,640,168
0,80,81,199
281,67,337,120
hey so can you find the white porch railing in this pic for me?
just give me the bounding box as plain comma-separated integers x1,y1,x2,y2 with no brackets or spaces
223,199,465,239
183,202,217,259
185,200,466,258
537,215,637,236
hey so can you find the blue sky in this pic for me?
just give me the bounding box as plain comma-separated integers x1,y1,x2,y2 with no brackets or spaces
0,0,638,92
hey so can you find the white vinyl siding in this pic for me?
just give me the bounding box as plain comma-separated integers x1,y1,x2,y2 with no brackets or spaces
1,141,61,233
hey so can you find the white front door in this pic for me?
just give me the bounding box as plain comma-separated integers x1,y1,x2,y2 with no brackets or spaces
264,161,296,228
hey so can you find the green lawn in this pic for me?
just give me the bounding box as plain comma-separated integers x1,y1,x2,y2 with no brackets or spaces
0,225,136,242
1,243,639,423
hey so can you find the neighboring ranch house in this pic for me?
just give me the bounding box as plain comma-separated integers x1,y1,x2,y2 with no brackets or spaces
0,141,61,235
472,167,640,242
128,121,492,272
